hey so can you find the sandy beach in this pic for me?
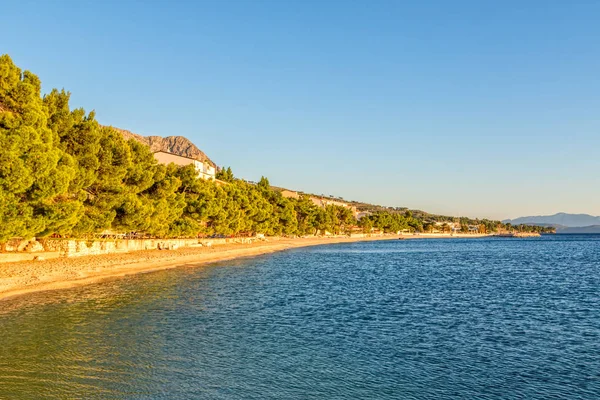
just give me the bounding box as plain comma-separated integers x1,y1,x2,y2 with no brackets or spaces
0,233,488,301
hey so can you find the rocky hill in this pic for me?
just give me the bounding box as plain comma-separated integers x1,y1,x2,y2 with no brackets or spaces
110,127,216,167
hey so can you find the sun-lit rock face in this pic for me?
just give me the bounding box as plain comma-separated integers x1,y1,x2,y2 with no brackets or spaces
110,127,216,167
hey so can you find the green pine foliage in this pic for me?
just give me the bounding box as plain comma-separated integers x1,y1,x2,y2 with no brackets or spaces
0,55,79,241
0,55,553,242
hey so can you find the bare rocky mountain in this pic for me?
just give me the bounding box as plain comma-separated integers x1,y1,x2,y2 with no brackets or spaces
110,127,216,167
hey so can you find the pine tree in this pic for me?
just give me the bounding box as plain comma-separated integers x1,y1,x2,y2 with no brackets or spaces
0,55,77,240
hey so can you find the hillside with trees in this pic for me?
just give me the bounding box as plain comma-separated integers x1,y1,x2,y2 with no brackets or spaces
0,55,553,243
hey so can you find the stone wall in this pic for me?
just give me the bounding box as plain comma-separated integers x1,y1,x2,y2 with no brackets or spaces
0,236,269,262
1,238,201,259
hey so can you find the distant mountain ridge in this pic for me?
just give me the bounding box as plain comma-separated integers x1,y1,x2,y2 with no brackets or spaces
557,225,600,234
109,127,216,167
503,212,600,228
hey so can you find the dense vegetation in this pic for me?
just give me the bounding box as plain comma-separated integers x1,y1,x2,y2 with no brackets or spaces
0,55,553,242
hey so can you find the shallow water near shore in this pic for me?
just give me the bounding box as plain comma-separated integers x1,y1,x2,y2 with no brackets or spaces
1,235,599,399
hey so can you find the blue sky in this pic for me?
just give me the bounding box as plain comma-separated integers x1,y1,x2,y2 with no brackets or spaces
3,0,600,219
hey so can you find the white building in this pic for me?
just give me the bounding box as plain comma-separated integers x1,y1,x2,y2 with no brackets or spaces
280,189,300,199
153,151,216,180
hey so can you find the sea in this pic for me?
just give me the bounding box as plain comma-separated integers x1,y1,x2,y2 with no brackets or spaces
0,235,598,399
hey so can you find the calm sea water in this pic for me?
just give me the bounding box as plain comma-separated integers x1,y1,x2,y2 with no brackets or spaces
0,235,599,399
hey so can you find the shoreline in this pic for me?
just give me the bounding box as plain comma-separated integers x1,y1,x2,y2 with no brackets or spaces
0,233,488,302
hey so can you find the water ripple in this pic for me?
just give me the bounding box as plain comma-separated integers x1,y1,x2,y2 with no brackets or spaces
0,236,599,399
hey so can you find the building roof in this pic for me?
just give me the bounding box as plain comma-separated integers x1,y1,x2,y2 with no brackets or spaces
153,150,213,165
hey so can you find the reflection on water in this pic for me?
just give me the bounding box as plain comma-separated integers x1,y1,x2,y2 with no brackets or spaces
0,265,217,399
1,237,599,399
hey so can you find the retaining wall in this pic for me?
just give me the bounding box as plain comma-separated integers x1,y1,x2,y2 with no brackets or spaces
0,236,268,262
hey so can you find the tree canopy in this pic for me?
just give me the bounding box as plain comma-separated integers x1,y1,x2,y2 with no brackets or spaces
0,55,554,242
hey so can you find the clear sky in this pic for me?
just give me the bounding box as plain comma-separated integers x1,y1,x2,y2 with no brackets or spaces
3,0,599,220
